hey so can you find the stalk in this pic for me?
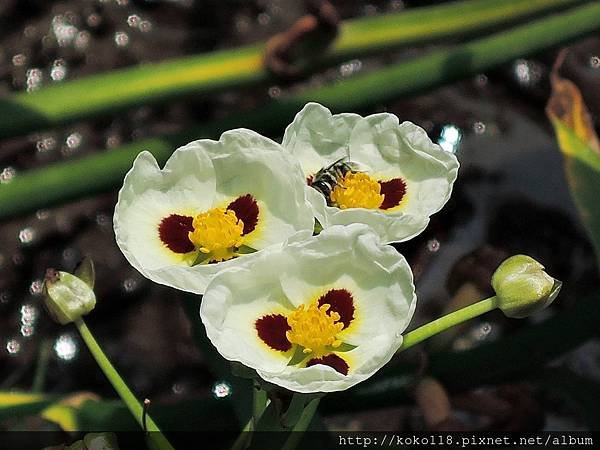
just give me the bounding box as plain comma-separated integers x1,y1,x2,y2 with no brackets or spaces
1,2,600,220
280,398,321,450
398,297,499,351
0,0,586,138
74,318,175,450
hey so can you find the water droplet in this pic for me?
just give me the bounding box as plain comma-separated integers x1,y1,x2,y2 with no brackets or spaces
13,253,26,265
127,14,141,28
87,13,102,28
75,31,91,49
589,55,600,69
268,86,281,98
12,54,27,66
50,60,68,82
212,381,232,398
24,25,37,38
339,59,362,77
36,209,50,220
52,15,78,47
54,333,78,361
1,167,17,184
29,280,43,296
41,35,53,48
106,134,122,148
512,59,543,87
474,74,488,87
36,136,57,152
437,124,462,153
65,132,82,149
21,303,38,327
389,0,404,10
139,20,153,33
21,325,35,338
472,121,486,135
114,31,130,48
235,15,251,34
0,291,11,304
122,278,139,293
257,13,271,26
26,68,43,92
62,247,78,265
475,322,492,340
426,239,440,252
96,213,111,228
18,227,36,245
6,338,21,355
172,383,185,395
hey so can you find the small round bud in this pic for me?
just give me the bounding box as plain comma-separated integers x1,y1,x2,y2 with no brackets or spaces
491,255,561,318
43,263,96,325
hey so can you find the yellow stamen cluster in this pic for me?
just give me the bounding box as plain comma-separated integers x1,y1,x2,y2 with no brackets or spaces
330,172,384,209
286,302,343,355
188,208,244,262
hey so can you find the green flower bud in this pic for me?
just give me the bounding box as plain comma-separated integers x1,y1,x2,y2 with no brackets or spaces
491,255,561,318
43,258,96,325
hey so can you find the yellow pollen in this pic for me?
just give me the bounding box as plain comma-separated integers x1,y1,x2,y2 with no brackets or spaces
330,172,384,209
188,208,244,262
286,302,344,355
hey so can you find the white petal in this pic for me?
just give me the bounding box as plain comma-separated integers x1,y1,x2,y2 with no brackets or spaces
114,149,216,270
205,129,315,249
282,102,361,176
326,206,430,244
259,332,399,393
201,263,297,373
349,119,459,216
282,104,459,243
201,224,416,393
114,131,315,294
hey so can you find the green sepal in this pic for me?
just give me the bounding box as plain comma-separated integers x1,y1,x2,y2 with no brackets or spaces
74,257,95,289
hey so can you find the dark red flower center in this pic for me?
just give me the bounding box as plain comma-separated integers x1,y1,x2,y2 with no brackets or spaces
158,214,195,253
306,354,349,375
378,178,407,210
157,194,259,256
255,314,292,352
318,288,354,329
227,194,259,236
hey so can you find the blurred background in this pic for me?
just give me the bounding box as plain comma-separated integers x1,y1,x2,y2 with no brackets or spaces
0,0,599,444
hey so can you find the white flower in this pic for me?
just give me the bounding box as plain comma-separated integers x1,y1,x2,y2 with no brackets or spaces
200,224,416,393
282,102,459,243
114,129,315,294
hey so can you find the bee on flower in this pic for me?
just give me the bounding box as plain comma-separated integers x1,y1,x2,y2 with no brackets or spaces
200,224,417,393
282,102,459,243
113,129,315,294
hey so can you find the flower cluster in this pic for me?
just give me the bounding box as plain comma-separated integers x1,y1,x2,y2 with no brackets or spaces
114,103,459,392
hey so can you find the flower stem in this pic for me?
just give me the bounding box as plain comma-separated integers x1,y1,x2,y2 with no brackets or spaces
398,296,499,352
74,318,175,450
281,398,321,450
32,338,52,393
230,386,269,450
252,386,268,425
